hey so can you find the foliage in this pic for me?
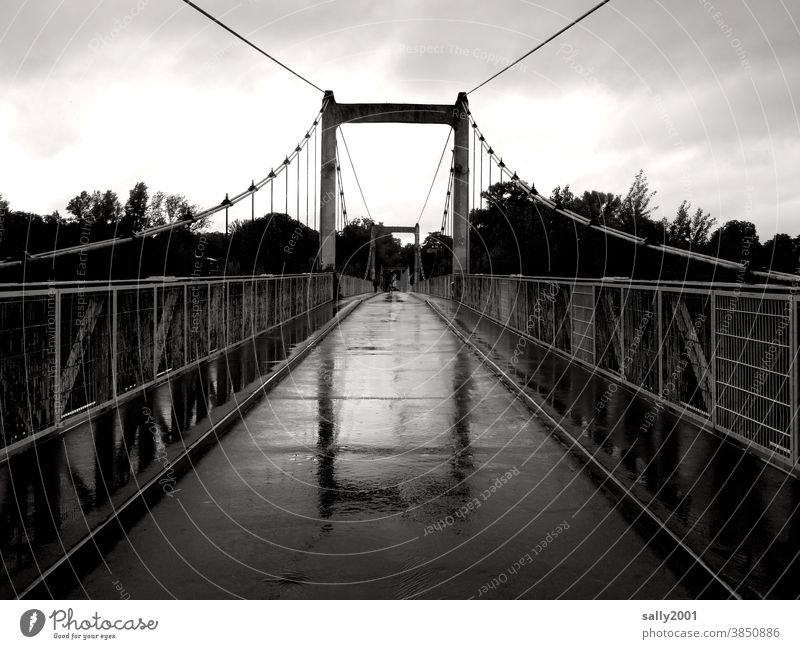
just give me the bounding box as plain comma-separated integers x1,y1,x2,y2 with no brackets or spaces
665,201,716,249
2,167,798,283
421,232,453,278
122,181,149,234
227,213,318,275
706,220,760,263
66,189,122,226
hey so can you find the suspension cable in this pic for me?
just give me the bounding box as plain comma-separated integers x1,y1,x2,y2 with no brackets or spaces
479,134,484,208
472,125,477,214
314,125,318,230
415,128,453,226
465,113,800,282
441,151,455,234
285,155,289,215
181,0,324,93
306,131,310,226
296,145,301,220
8,104,328,267
338,127,373,222
335,145,348,228
467,0,611,95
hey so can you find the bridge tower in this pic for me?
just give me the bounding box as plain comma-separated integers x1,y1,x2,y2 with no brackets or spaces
319,91,470,275
367,223,420,284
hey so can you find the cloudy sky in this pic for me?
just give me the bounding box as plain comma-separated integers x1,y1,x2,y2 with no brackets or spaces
1,0,798,243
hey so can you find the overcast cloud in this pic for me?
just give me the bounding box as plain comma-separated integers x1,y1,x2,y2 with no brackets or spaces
1,0,798,241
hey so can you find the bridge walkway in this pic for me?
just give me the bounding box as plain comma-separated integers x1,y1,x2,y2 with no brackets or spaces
71,293,692,599
424,296,800,599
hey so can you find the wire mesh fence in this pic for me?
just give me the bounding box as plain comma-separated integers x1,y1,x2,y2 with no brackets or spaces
415,274,798,467
0,274,334,452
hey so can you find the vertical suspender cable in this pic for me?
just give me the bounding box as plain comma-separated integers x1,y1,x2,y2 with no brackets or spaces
306,134,310,226
479,136,484,208
472,127,476,215
296,146,300,221
335,145,339,231
314,126,317,231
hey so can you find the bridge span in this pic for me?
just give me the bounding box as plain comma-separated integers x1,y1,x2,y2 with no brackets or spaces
65,292,691,599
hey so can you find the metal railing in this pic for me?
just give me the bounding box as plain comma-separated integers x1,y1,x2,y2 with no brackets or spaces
0,274,334,453
416,274,799,468
338,274,374,297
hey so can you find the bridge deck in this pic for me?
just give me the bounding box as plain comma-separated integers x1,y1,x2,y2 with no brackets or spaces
71,293,690,599
425,296,800,599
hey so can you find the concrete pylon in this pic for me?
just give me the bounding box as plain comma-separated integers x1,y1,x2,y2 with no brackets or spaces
319,91,338,272
318,91,469,274
452,92,470,275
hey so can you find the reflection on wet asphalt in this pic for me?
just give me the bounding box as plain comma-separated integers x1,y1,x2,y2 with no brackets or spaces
71,293,691,599
0,302,343,598
429,297,800,599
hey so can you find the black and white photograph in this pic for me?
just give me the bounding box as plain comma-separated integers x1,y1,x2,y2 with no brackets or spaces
1,0,799,644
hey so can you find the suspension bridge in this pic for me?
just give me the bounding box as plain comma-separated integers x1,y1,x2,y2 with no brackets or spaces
2,0,799,601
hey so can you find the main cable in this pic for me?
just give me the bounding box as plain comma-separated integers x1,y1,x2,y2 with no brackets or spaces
8,104,328,267
181,0,324,93
465,112,800,283
467,0,611,95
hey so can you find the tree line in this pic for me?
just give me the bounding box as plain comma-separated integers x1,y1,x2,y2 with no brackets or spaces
1,170,797,283
463,170,799,281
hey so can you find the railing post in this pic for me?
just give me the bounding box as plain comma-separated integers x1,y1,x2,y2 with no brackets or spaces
242,280,247,341
551,282,556,347
657,287,663,397
112,288,118,397
591,284,597,366
153,286,158,378
710,290,718,431
618,287,625,379
791,294,798,466
183,283,188,366
53,288,61,425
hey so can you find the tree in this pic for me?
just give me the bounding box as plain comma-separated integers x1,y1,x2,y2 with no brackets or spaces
688,206,716,248
66,190,94,221
706,220,759,263
147,191,203,231
571,190,621,224
760,233,798,273
337,218,374,276
123,181,149,233
613,169,658,234
0,194,8,217
65,189,122,226
666,200,716,249
92,190,122,226
550,184,576,209
227,213,317,275
421,232,453,277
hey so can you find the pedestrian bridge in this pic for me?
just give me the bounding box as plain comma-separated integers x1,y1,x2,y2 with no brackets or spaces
2,279,799,599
